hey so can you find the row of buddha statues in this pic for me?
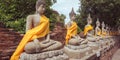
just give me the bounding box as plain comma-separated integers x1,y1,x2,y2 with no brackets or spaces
10,0,120,60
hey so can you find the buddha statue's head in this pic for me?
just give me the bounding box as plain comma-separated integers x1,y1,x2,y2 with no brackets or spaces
36,0,46,15
87,14,92,25
96,18,100,27
106,24,108,29
102,21,105,28
69,8,76,21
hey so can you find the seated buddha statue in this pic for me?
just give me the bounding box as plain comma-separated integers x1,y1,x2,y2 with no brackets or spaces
108,26,111,36
10,0,64,60
105,24,109,36
95,18,101,37
65,8,85,45
101,22,115,50
83,14,95,41
118,26,120,35
64,9,92,59
83,14,99,51
95,21,108,49
95,19,105,48
101,21,107,37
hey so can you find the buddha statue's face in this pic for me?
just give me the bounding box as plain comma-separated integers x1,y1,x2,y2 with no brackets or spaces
96,21,100,27
70,15,76,21
37,4,46,15
102,22,105,28
88,19,92,24
97,23,100,27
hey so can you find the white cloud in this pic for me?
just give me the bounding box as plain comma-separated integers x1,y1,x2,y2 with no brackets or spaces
51,0,80,24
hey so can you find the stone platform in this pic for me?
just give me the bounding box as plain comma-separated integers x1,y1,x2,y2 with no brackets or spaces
0,26,120,60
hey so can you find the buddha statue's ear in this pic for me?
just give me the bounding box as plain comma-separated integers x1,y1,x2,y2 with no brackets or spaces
35,0,46,12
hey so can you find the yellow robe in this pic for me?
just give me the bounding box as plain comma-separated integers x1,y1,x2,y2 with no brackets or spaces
10,15,49,60
83,25,93,36
96,30,101,36
102,31,106,36
65,22,77,45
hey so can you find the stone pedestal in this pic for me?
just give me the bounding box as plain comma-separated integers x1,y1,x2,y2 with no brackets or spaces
19,49,69,60
63,45,92,59
88,41,99,52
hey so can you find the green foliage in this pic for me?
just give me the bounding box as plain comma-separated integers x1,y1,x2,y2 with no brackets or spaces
76,14,86,31
6,18,26,33
79,0,120,27
77,26,82,33
0,0,37,33
0,0,58,33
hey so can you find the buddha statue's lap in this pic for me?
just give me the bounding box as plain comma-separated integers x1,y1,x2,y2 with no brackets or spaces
68,36,88,49
24,38,62,54
68,35,83,45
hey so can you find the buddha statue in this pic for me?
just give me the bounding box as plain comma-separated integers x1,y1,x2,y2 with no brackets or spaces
101,21,107,36
83,14,99,52
94,19,107,49
101,22,115,51
95,18,101,37
105,24,109,36
10,0,68,60
118,26,120,35
65,8,84,45
108,26,111,36
63,9,92,59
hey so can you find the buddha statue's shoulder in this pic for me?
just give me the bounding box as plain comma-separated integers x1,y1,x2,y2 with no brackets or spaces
73,21,77,25
85,25,91,28
27,14,40,19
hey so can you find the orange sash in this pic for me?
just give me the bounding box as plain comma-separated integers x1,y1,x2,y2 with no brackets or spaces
65,22,77,45
84,25,93,36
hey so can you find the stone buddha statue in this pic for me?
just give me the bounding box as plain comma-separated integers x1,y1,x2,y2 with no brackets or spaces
101,22,114,51
105,24,109,36
11,0,68,60
65,8,85,45
101,21,107,36
118,26,120,35
83,14,95,38
24,0,63,54
108,26,111,36
95,21,108,49
95,18,101,37
94,19,104,49
63,9,92,59
83,14,99,52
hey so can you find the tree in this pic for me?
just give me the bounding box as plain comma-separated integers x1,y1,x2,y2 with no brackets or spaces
0,0,58,33
0,0,37,33
78,0,120,29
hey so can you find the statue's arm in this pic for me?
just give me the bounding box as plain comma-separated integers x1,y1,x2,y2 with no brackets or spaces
26,15,33,32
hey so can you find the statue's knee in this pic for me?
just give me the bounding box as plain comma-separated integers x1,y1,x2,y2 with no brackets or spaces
69,38,79,45
55,41,62,47
24,41,40,54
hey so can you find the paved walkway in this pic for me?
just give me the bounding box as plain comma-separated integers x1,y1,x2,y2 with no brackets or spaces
112,49,120,60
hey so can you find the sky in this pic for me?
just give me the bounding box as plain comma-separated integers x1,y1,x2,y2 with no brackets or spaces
51,0,80,24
